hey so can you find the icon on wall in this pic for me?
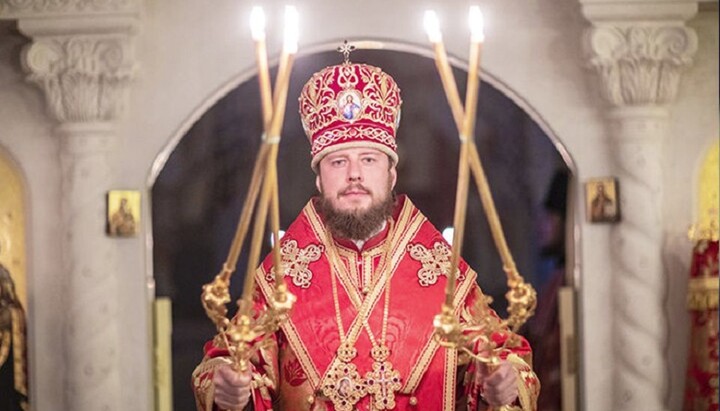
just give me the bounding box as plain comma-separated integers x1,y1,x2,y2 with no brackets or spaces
585,177,620,223
107,190,140,237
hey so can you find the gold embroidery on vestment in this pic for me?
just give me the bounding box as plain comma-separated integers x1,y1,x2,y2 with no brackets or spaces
407,242,464,287
257,264,323,387
267,239,324,289
403,268,477,393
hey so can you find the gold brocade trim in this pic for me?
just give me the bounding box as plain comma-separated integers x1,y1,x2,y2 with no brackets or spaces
336,239,386,294
319,204,424,387
311,126,397,158
506,353,538,411
689,277,720,291
402,268,477,394
336,246,360,290
687,273,719,310
257,265,323,387
278,311,323,387
338,206,421,346
687,290,719,311
443,345,457,411
305,204,363,309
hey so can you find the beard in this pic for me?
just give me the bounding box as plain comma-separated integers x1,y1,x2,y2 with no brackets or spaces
317,185,396,241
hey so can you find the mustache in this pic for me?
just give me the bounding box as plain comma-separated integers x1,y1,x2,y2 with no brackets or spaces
338,184,372,197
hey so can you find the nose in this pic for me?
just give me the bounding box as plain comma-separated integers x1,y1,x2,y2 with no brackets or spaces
347,159,363,183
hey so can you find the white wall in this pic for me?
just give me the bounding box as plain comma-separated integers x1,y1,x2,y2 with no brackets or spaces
0,1,716,409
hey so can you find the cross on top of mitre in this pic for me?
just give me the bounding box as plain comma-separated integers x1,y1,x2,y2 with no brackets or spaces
337,40,356,64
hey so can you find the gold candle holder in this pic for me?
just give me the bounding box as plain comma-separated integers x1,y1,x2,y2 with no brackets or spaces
425,6,537,364
201,5,299,371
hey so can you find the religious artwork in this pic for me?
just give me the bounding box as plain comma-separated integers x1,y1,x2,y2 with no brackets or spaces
107,190,140,237
0,263,28,411
337,89,362,122
585,178,620,223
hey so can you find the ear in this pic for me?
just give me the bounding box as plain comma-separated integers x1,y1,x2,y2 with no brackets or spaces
315,173,322,193
389,165,398,190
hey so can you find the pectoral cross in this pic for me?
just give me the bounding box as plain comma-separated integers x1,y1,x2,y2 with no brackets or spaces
365,360,401,410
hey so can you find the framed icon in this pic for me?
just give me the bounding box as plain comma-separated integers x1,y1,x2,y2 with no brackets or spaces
585,178,620,223
107,190,140,237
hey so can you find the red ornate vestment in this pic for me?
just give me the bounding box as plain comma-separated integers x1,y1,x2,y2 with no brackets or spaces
193,196,539,410
683,240,719,411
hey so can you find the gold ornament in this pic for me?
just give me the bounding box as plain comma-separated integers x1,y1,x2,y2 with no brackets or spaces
322,360,367,411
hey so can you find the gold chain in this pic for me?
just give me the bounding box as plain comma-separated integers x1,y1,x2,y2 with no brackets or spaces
329,254,347,341
322,218,403,410
327,219,395,349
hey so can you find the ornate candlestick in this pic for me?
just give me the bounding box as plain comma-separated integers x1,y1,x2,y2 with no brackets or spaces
425,6,537,365
201,5,299,371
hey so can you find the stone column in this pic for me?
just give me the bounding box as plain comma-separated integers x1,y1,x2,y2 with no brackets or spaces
0,2,140,410
580,2,698,410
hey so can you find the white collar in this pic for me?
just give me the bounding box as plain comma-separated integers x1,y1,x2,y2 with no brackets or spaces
351,220,387,250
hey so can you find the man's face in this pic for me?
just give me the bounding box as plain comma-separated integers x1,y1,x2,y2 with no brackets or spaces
315,147,397,214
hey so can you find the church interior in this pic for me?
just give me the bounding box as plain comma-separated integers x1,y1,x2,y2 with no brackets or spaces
0,1,717,410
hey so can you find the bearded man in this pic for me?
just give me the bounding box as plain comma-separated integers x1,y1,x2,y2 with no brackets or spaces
192,59,539,411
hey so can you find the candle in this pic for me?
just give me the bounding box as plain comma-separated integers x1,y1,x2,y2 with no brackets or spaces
469,6,485,43
267,5,299,288
283,5,299,54
424,10,464,132
251,6,273,130
423,10,442,43
269,5,299,138
239,5,300,313
462,6,483,143
250,6,266,41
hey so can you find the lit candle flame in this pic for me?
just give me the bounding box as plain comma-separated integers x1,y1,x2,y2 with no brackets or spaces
469,6,485,43
423,10,442,43
250,6,266,41
283,5,299,53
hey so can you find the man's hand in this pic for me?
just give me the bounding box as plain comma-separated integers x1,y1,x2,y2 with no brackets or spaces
213,365,252,410
477,360,519,406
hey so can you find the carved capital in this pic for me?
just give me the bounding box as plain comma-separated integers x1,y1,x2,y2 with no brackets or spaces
0,0,140,16
21,34,135,122
584,25,698,106
0,0,140,123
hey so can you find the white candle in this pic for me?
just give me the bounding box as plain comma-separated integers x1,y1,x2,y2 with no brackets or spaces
469,6,485,43
423,10,442,43
250,6,266,41
424,9,464,131
283,5,299,54
269,5,299,138
250,6,273,129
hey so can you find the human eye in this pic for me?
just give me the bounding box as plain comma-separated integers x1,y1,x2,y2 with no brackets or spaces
330,158,346,167
361,156,377,164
